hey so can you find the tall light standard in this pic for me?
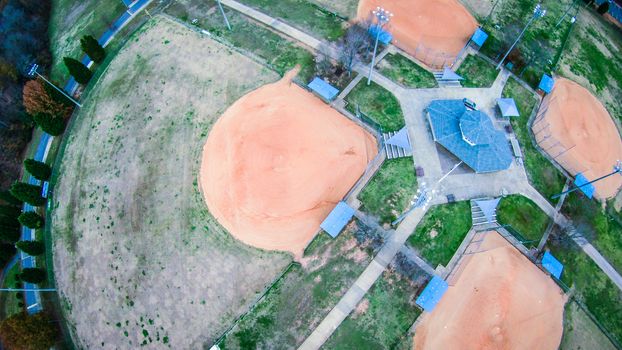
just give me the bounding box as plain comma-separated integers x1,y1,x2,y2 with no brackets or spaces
217,0,232,31
495,4,546,70
551,161,622,199
367,7,393,85
27,63,82,108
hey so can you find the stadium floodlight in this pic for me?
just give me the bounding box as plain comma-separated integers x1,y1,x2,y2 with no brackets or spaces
367,7,393,85
551,160,622,199
496,4,546,70
27,63,82,108
217,0,232,31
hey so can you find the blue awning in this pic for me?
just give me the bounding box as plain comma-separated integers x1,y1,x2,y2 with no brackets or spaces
538,74,555,94
320,201,355,238
308,77,340,101
574,173,595,199
416,275,448,312
440,67,463,81
471,28,489,47
368,25,392,45
542,251,564,279
386,127,412,152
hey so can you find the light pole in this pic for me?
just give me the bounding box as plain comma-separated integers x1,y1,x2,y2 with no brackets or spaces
217,0,232,31
367,7,393,85
27,63,82,108
495,4,546,70
0,288,56,292
551,161,622,199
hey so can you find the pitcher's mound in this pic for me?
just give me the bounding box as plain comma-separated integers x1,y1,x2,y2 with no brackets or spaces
533,78,622,199
199,72,377,258
357,0,477,69
414,231,566,350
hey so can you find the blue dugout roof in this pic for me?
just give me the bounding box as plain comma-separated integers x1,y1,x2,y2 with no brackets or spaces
308,77,340,101
574,173,595,199
320,201,355,238
471,28,489,47
427,100,513,173
542,251,564,279
416,276,448,312
369,25,392,45
539,74,555,94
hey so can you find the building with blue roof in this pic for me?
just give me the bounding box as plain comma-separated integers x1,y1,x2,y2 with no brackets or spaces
541,251,564,279
320,201,355,238
538,74,555,94
574,173,595,199
470,28,489,47
426,100,513,173
308,77,340,101
497,98,520,117
416,275,448,312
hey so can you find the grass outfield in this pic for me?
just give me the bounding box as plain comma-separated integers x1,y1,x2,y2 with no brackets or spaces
502,78,566,204
561,193,622,273
560,300,617,350
407,201,472,268
345,80,404,132
359,158,417,226
309,0,358,18
49,0,127,82
547,240,622,345
236,0,345,41
165,0,315,81
496,195,549,246
0,262,22,319
377,54,438,89
219,221,382,349
323,268,426,350
50,17,291,348
455,54,498,88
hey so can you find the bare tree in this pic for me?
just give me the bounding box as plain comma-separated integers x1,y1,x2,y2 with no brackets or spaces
339,20,372,76
314,48,333,79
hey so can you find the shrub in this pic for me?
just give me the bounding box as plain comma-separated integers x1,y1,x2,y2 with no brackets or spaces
22,79,72,117
597,2,610,14
80,35,106,63
0,312,58,350
15,293,22,300
0,243,17,264
17,212,44,229
32,112,65,136
0,205,20,219
0,227,20,244
0,191,22,206
24,159,51,181
19,267,46,284
63,57,92,84
9,182,45,207
15,241,45,256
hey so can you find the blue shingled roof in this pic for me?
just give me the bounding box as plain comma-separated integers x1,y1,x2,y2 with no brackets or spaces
574,173,595,199
368,25,392,45
308,77,340,101
416,276,448,312
320,201,355,238
539,74,555,94
471,28,489,47
542,251,564,279
427,100,513,173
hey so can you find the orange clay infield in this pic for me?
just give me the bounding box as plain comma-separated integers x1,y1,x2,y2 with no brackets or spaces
357,0,478,68
414,231,567,350
533,78,622,199
199,71,377,258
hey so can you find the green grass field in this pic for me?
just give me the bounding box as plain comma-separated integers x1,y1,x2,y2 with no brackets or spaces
0,263,22,319
455,54,498,88
496,195,549,245
407,201,472,267
377,54,438,89
359,158,417,226
323,269,424,350
49,0,127,82
547,240,622,345
165,0,316,81
345,81,404,131
561,193,622,273
502,78,566,204
219,221,381,349
560,300,618,350
236,0,345,41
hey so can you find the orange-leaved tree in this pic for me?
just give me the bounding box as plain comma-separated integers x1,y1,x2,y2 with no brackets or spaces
22,79,71,118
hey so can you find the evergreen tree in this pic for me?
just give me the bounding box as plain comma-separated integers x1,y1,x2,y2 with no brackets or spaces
597,1,610,14
0,226,20,244
19,267,46,284
32,112,65,136
16,241,45,256
17,212,43,229
24,159,51,181
9,183,46,207
63,57,92,84
0,191,22,206
0,312,58,350
0,205,20,219
0,243,17,264
80,35,106,63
